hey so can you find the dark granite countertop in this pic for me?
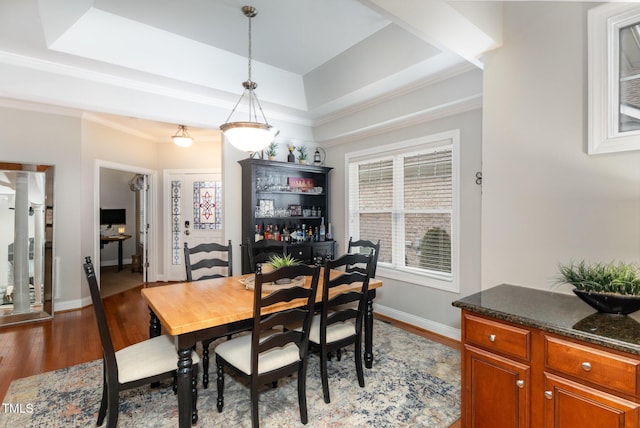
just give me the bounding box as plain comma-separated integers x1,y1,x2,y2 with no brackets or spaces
452,284,640,356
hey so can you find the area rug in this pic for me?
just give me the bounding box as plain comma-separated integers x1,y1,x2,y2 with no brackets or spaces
1,320,460,427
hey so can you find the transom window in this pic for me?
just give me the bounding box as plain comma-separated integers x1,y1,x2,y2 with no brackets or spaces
346,130,459,291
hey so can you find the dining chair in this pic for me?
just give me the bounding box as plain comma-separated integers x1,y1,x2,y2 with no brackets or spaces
311,252,374,403
246,238,288,273
347,237,380,277
184,240,232,281
83,256,199,427
214,263,321,428
183,240,241,389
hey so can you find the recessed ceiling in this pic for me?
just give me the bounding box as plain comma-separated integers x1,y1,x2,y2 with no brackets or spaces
0,0,499,140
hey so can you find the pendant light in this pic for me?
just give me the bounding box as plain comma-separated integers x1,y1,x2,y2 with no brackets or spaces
219,5,278,153
172,124,193,147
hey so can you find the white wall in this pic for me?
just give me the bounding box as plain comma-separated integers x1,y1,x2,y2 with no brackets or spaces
482,3,640,292
0,106,82,308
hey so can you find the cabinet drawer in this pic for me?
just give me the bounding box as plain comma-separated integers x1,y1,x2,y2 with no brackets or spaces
464,314,530,361
545,336,640,396
289,246,312,263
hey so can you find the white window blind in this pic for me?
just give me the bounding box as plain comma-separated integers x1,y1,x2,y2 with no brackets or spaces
347,132,458,289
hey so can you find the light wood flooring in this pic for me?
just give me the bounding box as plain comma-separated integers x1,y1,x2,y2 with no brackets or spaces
0,280,461,427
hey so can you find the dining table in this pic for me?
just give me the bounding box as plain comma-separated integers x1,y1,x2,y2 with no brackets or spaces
141,269,383,428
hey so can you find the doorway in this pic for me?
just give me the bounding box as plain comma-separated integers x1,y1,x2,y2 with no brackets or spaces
96,161,156,296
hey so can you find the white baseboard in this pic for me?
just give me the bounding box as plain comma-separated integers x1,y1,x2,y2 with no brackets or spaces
54,296,91,312
374,304,461,342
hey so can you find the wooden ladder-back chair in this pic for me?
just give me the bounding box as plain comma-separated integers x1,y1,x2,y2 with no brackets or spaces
246,238,288,273
214,264,321,428
347,237,380,277
183,240,242,389
83,256,199,427
314,252,373,403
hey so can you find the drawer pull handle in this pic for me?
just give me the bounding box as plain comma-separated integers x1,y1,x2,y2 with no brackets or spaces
544,390,553,400
516,380,524,389
581,362,592,372
488,334,496,342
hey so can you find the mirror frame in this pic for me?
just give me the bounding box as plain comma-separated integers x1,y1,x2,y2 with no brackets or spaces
0,162,54,326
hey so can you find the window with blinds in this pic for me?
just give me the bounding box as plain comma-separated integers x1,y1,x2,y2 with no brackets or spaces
347,131,459,289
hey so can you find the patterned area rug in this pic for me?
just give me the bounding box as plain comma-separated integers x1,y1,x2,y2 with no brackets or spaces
1,320,460,427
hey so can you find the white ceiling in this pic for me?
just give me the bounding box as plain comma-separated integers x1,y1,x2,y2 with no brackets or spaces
0,0,502,142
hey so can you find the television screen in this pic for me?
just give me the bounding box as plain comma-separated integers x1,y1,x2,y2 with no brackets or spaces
100,208,126,225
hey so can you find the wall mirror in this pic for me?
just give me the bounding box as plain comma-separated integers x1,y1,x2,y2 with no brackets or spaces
0,162,54,326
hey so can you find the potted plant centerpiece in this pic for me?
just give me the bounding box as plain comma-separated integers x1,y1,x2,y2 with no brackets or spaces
296,146,308,164
556,260,640,314
265,141,278,161
263,254,301,284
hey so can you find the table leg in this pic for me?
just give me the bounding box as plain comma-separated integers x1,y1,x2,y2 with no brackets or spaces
117,240,124,271
364,296,374,368
177,346,195,428
149,308,161,338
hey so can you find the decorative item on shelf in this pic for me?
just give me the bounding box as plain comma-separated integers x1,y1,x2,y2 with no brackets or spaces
288,177,314,191
555,260,640,314
219,6,279,154
313,146,326,166
288,204,302,216
287,145,295,163
172,124,193,147
296,146,308,164
265,141,278,160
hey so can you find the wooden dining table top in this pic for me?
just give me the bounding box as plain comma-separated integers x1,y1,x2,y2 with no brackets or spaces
141,269,382,336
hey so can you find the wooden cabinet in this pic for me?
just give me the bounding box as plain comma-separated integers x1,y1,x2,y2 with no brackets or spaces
462,313,531,427
461,310,640,428
239,158,335,273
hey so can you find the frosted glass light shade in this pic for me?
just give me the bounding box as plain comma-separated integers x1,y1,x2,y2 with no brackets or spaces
172,136,193,147
220,121,277,153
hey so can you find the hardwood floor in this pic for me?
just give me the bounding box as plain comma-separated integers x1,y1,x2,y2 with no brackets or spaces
0,283,462,427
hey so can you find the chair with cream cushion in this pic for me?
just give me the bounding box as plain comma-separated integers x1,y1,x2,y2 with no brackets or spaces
312,252,373,403
214,263,321,428
83,256,200,427
184,240,244,389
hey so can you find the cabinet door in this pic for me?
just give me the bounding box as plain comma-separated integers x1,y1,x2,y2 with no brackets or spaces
543,373,640,428
464,345,530,428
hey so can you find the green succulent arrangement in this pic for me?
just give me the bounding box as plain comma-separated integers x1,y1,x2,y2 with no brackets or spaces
268,254,301,269
296,145,308,161
556,260,640,295
265,141,278,158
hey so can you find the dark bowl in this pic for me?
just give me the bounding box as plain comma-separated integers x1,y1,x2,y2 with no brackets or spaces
573,289,640,315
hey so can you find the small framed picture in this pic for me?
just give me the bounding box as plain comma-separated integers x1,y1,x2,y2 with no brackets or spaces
288,204,302,216
258,199,275,217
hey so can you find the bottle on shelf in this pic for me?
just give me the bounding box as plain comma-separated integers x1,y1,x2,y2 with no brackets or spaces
319,217,326,241
326,223,332,240
255,224,262,242
273,225,280,241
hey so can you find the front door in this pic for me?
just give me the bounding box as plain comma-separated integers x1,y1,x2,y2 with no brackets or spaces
165,170,223,281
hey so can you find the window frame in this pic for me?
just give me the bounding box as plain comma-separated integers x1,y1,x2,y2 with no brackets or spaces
589,3,640,154
344,130,460,292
